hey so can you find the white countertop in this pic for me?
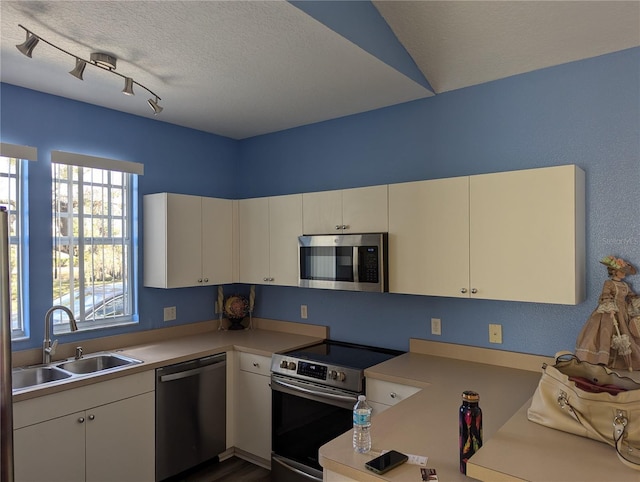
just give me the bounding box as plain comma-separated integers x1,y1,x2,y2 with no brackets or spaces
319,340,640,481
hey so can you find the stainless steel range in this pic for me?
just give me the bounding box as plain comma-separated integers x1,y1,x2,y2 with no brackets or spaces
271,341,401,482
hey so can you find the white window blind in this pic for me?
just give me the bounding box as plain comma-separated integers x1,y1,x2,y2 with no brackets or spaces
1,143,37,162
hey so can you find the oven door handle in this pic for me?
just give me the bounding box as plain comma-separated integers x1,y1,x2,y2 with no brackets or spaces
271,377,359,404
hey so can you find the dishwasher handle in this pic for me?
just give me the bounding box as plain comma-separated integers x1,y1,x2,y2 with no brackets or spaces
158,357,226,383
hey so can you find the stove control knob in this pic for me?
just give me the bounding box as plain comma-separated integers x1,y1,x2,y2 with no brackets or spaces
287,362,297,370
328,370,337,380
280,360,289,369
336,371,346,382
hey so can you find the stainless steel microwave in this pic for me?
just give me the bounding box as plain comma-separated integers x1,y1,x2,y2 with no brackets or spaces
298,233,388,292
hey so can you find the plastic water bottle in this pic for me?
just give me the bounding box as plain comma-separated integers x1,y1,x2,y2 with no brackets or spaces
353,395,372,453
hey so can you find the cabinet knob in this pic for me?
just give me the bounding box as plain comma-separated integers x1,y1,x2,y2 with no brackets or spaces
342,224,349,230
78,417,85,424
88,414,95,421
335,225,341,230
390,392,397,399
460,288,468,294
471,288,478,294
198,278,203,283
253,362,259,367
203,278,209,283
263,277,269,282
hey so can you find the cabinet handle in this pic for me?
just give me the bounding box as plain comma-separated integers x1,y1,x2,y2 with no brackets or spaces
88,414,95,421
460,288,468,294
78,417,85,424
471,288,478,294
390,392,397,399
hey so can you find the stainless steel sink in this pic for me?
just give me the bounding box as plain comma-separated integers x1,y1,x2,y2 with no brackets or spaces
55,352,140,374
12,366,73,390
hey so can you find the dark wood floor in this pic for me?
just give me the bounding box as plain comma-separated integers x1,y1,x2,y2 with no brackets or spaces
177,456,271,482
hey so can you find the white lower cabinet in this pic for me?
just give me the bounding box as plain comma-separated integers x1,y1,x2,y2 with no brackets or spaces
13,371,155,482
366,378,421,415
234,352,272,462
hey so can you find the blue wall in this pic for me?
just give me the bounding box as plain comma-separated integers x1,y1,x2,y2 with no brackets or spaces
2,46,639,355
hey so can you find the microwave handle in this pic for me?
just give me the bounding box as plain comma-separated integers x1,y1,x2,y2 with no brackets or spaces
352,246,360,283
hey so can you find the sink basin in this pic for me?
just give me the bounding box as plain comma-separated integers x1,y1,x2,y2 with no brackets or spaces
56,353,140,374
12,366,72,390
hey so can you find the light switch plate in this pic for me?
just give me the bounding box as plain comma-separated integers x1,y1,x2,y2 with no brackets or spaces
431,318,441,335
301,305,308,319
489,324,502,344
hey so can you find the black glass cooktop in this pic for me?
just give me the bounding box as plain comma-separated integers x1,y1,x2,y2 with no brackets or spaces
285,340,402,371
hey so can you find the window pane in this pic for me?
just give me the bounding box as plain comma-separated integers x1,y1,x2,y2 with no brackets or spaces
52,162,136,333
0,156,24,338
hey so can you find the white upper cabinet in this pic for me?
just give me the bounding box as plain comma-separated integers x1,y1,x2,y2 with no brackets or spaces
238,194,302,286
389,165,585,304
144,193,233,288
388,176,470,298
302,185,388,234
469,165,585,304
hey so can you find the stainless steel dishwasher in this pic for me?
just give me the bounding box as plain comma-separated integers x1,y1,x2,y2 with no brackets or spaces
156,353,227,481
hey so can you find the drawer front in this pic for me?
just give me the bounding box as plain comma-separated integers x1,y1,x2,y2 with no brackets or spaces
239,352,272,376
366,379,421,406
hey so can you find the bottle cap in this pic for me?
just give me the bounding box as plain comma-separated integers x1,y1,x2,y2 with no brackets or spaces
358,395,366,401
462,390,479,402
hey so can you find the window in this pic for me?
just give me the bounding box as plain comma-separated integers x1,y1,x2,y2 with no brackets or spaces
0,155,26,338
51,151,141,333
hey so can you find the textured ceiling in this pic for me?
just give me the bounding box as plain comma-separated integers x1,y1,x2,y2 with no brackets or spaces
1,1,638,140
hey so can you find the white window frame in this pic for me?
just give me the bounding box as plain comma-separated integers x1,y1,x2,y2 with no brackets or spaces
0,143,36,340
51,151,142,334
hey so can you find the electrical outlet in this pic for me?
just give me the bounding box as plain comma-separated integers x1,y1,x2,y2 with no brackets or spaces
431,318,441,335
164,306,177,322
301,305,308,319
489,324,502,344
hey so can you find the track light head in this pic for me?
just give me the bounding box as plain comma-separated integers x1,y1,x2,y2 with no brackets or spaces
69,58,87,80
148,97,163,115
16,32,39,58
122,77,135,96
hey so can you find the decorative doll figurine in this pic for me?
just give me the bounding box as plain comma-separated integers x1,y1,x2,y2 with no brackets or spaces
575,256,640,371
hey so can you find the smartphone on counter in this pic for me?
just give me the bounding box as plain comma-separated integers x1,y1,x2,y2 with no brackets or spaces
364,450,409,475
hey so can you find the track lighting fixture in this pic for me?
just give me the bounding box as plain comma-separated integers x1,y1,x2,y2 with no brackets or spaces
15,24,163,114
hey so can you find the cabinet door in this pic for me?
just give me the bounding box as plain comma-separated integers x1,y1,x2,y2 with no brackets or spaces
302,190,342,234
269,194,302,287
238,198,270,284
342,185,388,233
235,369,272,461
389,177,469,297
85,391,155,482
166,194,204,288
469,165,585,304
202,197,233,285
14,412,86,482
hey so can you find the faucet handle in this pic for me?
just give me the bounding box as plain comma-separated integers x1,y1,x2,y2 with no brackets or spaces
75,346,83,360
47,339,58,356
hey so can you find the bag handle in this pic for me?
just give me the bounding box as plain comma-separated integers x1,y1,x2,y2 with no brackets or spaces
558,393,640,469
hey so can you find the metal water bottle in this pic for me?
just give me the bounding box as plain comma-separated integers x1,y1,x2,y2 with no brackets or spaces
459,390,482,474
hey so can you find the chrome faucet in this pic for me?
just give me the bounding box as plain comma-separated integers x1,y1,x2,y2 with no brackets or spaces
43,305,78,364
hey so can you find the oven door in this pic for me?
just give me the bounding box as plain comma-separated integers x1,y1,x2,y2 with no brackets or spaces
271,374,358,482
